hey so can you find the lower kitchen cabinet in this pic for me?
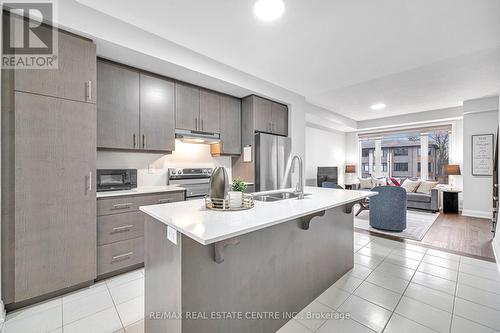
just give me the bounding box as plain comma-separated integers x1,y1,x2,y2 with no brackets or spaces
97,237,145,276
96,190,185,278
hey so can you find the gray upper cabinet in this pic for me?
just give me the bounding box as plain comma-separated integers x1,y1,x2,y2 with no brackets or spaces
175,83,200,131
199,89,220,133
97,61,140,150
253,96,273,133
252,96,288,136
14,28,96,104
140,74,175,152
271,102,288,136
219,96,241,155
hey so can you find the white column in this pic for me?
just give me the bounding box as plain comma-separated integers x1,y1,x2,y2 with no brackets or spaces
357,140,362,178
374,138,382,178
421,134,429,180
368,151,374,176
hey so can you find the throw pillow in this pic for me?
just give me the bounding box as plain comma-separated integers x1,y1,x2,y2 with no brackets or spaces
358,177,373,189
416,181,438,195
401,179,421,193
371,177,386,187
386,177,401,186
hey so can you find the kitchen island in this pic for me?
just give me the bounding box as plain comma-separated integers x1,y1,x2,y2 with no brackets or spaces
140,186,375,333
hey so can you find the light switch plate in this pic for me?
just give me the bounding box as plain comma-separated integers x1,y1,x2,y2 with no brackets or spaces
167,226,177,245
243,146,252,162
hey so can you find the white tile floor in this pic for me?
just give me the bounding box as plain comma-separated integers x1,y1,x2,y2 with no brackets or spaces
2,232,500,333
1,269,145,333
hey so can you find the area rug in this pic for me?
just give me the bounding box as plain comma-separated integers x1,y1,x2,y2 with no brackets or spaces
354,208,440,241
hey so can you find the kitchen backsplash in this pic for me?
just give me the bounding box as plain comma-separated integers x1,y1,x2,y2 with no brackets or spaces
97,140,232,186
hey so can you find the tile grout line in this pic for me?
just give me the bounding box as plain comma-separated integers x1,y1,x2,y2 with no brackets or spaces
448,257,461,333
378,246,424,333
104,281,127,332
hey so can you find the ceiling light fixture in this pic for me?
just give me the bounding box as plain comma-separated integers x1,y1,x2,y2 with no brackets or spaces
370,103,386,110
254,0,285,22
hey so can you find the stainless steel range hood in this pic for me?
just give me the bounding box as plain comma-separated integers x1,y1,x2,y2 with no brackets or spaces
175,129,221,144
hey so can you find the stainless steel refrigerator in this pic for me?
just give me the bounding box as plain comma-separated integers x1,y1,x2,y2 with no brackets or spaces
255,132,292,192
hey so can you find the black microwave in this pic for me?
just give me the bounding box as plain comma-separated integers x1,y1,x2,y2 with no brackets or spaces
96,169,137,192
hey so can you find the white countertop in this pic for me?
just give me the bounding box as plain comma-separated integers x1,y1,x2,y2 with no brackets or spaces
96,185,185,198
139,186,376,245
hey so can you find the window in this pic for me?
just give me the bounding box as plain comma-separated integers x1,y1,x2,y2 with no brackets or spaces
359,126,450,180
428,130,449,183
394,163,408,172
394,148,409,156
363,164,369,172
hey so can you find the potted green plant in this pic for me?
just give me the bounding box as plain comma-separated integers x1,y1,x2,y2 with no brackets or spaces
228,178,246,208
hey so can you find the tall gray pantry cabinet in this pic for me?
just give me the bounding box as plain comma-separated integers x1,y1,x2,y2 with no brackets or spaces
1,25,97,307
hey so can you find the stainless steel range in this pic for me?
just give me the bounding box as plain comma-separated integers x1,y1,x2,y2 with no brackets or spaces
168,168,213,200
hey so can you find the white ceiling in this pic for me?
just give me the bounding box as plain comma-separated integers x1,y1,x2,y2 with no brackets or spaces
77,0,500,121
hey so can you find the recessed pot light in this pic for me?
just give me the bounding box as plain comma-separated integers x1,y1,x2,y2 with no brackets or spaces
370,103,386,110
254,0,285,22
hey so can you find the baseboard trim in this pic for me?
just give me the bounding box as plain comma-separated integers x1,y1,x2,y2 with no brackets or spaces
0,300,6,323
461,209,492,219
492,237,500,275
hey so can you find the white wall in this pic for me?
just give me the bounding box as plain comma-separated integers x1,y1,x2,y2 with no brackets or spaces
462,98,498,219
345,132,360,175
305,126,346,186
97,140,232,186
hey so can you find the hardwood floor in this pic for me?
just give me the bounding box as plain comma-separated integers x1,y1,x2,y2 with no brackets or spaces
421,212,495,259
356,212,496,261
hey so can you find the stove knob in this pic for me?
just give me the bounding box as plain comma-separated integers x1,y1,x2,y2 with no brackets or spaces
207,169,212,174
177,169,183,175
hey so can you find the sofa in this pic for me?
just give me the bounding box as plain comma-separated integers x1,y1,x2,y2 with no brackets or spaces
406,188,439,213
358,177,440,213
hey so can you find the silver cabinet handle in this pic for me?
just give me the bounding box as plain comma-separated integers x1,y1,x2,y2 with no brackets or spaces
142,134,145,149
88,171,92,192
158,198,171,203
195,117,198,130
112,252,133,261
85,81,92,101
112,203,133,209
133,133,136,148
201,119,204,131
112,225,134,233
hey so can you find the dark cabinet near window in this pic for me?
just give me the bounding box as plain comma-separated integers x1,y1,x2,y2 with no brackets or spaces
97,60,175,152
250,96,288,136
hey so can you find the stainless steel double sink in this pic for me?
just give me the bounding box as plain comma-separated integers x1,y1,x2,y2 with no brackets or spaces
253,191,310,202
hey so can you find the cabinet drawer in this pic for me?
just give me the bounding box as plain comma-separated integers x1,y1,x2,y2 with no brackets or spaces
137,191,185,206
97,212,144,246
97,196,141,216
97,237,144,276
